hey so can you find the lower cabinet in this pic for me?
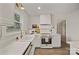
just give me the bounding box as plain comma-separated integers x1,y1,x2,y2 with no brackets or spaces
32,34,41,47
52,34,61,48
23,34,41,55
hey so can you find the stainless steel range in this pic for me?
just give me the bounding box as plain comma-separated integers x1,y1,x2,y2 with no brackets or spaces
40,33,53,48
41,34,52,44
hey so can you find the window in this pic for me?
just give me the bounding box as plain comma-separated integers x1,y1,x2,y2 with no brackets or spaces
6,13,21,32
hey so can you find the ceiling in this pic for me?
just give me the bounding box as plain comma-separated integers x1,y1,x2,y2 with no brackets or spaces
23,3,79,16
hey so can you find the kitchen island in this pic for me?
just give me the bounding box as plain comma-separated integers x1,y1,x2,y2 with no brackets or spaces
0,35,35,55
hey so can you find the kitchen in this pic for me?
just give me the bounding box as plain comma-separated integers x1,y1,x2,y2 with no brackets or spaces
0,3,79,55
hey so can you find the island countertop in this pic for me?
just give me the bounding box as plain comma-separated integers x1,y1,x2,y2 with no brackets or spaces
0,34,35,55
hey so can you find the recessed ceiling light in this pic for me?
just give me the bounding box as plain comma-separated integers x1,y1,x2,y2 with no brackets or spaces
37,7,41,10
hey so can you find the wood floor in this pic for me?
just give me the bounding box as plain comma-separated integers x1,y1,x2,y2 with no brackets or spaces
34,42,70,55
34,48,69,55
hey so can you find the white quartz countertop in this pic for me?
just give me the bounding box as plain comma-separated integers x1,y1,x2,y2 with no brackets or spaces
0,35,35,55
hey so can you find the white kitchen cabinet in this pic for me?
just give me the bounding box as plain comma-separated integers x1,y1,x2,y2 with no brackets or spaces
31,34,41,47
40,15,51,24
25,34,41,55
52,34,61,47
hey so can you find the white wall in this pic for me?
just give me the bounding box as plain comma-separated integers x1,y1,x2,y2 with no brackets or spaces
66,10,79,54
52,14,66,33
0,3,15,26
66,10,79,41
40,15,51,24
29,15,40,29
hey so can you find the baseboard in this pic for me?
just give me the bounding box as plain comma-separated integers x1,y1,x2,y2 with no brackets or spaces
35,47,62,49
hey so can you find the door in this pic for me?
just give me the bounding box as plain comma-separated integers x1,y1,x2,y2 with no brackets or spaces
57,20,66,47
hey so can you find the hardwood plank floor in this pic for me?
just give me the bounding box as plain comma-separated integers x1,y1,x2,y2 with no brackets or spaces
34,42,70,55
34,48,69,55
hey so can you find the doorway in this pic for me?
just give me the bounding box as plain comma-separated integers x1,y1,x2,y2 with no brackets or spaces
57,20,67,47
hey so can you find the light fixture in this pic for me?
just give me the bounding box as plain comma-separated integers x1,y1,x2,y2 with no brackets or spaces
21,6,24,10
20,4,24,10
37,7,41,10
16,3,24,10
16,3,19,7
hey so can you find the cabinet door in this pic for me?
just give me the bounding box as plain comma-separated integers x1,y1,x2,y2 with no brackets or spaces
52,34,61,47
32,35,41,47
52,39,61,47
40,15,51,24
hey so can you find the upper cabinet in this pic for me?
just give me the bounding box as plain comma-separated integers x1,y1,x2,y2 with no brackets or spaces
0,4,15,26
40,15,51,24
